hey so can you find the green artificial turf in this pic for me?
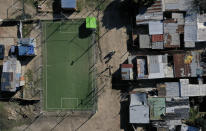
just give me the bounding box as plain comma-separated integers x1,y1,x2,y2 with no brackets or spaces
42,19,95,110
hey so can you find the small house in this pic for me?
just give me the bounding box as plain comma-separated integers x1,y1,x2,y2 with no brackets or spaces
121,64,133,80
61,0,76,10
18,38,36,56
1,57,23,92
129,93,149,124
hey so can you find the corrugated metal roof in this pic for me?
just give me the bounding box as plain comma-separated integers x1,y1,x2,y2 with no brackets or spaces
121,64,133,80
164,0,193,11
184,12,197,42
137,58,146,78
148,55,160,73
148,97,166,120
173,54,191,77
152,41,164,49
149,21,163,35
1,57,21,92
152,35,163,42
165,97,190,120
165,82,180,97
136,0,163,23
173,52,202,78
164,23,180,48
61,0,76,9
148,55,168,78
130,105,149,123
180,79,206,96
130,93,147,106
130,93,149,123
184,25,197,42
139,35,151,48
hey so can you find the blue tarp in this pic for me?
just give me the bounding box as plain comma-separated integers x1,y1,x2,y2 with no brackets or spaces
18,46,35,56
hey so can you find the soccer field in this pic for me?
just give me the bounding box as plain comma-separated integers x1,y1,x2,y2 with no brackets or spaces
42,20,96,110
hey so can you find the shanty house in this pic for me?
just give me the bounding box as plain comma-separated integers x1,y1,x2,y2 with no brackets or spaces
148,97,166,120
129,93,149,123
121,64,133,80
165,97,190,120
157,82,180,97
1,57,22,92
180,79,206,96
61,0,76,10
173,51,203,78
18,38,35,56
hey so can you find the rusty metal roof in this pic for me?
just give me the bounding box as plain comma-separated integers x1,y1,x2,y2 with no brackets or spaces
173,54,191,77
152,35,164,42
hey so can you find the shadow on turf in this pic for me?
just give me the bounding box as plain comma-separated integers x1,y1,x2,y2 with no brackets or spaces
79,22,93,39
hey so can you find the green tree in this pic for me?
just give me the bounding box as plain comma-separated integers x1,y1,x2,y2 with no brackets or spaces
193,0,206,13
132,0,155,6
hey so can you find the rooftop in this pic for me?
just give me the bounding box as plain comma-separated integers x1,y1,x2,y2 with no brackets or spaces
139,35,151,48
163,0,193,11
157,82,180,97
149,21,163,35
173,51,202,78
165,97,190,120
152,35,164,42
61,0,76,9
180,79,206,96
136,0,163,24
148,97,166,120
121,64,133,80
1,57,21,92
130,93,149,123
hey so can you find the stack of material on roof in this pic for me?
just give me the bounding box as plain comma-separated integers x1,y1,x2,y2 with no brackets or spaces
121,64,133,80
180,79,206,96
173,51,202,78
1,57,22,92
130,93,149,123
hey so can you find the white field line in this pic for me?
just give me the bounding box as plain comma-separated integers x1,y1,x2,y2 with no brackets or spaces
44,21,91,110
45,23,48,109
61,98,79,109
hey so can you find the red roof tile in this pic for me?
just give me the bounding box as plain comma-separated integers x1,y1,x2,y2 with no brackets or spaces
152,35,164,42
